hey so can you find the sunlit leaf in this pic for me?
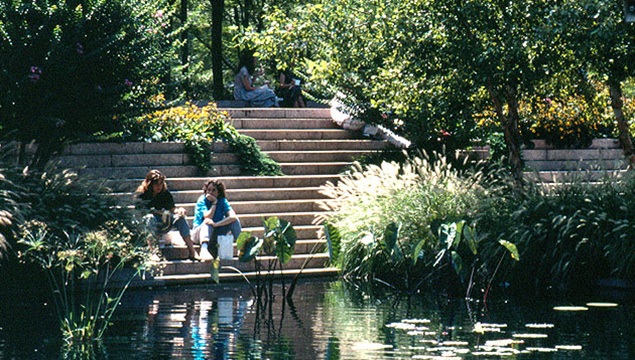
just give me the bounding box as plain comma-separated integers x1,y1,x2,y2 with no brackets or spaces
239,236,263,263
463,225,478,255
499,240,520,261
323,221,341,262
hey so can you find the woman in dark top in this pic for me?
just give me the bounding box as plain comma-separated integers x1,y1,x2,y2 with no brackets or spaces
136,169,200,261
277,69,305,108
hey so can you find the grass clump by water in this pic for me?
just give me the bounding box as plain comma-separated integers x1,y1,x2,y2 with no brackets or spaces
317,151,488,291
319,150,635,297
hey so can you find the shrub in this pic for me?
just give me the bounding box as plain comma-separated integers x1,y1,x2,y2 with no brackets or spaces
474,171,635,295
126,99,281,175
0,0,174,167
0,158,154,346
317,152,486,289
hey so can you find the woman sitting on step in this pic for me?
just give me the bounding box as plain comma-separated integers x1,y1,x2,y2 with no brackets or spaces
192,179,242,261
233,52,279,108
136,169,200,261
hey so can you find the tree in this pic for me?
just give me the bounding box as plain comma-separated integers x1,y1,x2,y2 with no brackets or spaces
557,0,635,168
0,0,174,167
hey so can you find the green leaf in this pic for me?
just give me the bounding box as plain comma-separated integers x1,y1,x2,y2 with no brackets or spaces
499,240,520,261
463,225,478,255
451,250,468,284
412,239,425,266
383,222,400,251
323,221,342,262
236,231,253,252
439,223,457,250
239,236,263,263
210,258,220,284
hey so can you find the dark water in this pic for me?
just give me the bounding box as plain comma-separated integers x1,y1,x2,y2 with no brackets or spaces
1,279,635,359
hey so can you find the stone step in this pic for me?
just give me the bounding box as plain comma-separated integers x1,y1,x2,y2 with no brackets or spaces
524,169,628,183
266,150,372,163
234,211,323,228
222,108,331,119
115,175,341,192
244,224,322,240
170,187,326,203
527,138,621,150
135,267,340,287
61,142,187,155
176,199,330,215
57,153,190,168
76,165,240,179
238,129,357,140
257,139,388,151
525,159,627,171
159,253,331,276
523,148,624,161
279,162,352,175
229,118,338,129
161,239,327,259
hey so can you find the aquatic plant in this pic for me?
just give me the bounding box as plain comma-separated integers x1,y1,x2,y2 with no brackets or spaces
0,161,154,345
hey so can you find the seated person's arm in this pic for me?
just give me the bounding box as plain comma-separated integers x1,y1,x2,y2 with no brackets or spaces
204,208,237,228
241,74,258,91
279,72,291,88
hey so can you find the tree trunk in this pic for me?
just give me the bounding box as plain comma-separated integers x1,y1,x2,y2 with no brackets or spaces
608,80,635,169
211,0,225,99
486,83,524,184
504,85,524,183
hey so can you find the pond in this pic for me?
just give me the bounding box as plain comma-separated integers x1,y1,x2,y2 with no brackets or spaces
1,279,634,359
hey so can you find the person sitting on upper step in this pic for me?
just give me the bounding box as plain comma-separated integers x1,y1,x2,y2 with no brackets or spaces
233,51,279,108
192,179,242,261
136,169,201,261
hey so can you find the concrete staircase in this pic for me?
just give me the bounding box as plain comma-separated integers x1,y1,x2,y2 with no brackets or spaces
467,139,628,183
56,107,391,286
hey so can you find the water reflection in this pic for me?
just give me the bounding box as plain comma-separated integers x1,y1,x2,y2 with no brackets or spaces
1,280,635,359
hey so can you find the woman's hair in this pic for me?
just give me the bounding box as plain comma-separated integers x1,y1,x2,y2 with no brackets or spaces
238,51,256,75
203,179,226,199
136,169,167,194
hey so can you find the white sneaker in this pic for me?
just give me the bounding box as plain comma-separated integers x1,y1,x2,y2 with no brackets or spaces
200,247,214,261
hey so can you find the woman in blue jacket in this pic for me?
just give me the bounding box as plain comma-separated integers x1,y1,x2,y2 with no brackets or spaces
192,179,242,260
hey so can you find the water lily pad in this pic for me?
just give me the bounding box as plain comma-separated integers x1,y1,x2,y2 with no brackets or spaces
555,345,583,350
484,339,524,347
526,347,558,352
586,302,618,308
351,342,392,351
512,333,548,338
441,341,469,346
553,306,588,311
403,318,431,323
412,356,462,360
526,323,554,328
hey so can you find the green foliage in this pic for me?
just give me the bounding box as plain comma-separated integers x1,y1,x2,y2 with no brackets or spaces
228,135,282,176
474,172,635,294
0,0,175,165
323,220,342,266
237,217,297,266
318,152,487,289
0,160,154,344
126,100,281,175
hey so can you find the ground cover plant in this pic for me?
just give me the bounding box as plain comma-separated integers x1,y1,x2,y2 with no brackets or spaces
118,97,282,176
